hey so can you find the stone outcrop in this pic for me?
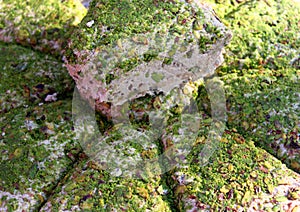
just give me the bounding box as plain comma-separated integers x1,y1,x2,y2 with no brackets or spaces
64,0,232,118
0,0,299,211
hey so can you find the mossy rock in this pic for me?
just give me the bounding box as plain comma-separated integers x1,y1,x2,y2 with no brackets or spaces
64,0,232,119
1,0,300,211
203,0,300,173
0,0,87,56
0,42,80,211
206,0,300,74
166,130,300,211
40,159,172,211
222,68,300,173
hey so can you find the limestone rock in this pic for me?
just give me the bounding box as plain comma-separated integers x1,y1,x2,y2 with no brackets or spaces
64,0,232,118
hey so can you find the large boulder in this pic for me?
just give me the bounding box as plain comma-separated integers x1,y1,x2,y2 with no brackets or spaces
65,0,232,181
64,0,232,119
1,0,300,211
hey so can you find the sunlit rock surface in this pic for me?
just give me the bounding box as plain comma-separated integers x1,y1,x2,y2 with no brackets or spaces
0,0,300,211
0,0,87,56
64,0,232,118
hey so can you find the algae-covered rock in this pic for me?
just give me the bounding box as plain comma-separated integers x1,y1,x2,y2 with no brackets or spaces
0,43,74,113
0,0,87,55
165,130,300,211
1,0,300,211
65,0,232,118
67,0,231,180
223,68,300,173
0,42,80,211
204,0,300,173
40,159,172,211
208,0,300,74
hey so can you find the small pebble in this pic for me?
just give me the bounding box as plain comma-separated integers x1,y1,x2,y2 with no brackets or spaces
86,20,94,27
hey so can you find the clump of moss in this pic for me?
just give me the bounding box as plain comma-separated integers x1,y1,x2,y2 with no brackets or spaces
41,159,172,211
206,0,300,74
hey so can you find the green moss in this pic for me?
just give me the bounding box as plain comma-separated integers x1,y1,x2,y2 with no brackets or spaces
205,0,300,74
169,131,297,210
201,0,300,173
42,159,172,211
151,72,165,83
221,68,299,172
0,42,74,112
0,42,80,210
0,0,87,56
65,0,226,68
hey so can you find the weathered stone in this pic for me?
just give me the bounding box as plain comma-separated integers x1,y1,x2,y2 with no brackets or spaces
0,43,79,211
64,0,232,118
80,0,93,8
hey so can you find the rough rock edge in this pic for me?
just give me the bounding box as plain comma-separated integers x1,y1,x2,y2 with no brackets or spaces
65,0,232,118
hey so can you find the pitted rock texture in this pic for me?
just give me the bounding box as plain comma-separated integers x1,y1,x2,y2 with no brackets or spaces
1,0,300,211
64,0,232,118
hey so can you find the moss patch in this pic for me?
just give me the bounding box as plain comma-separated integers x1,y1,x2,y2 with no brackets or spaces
202,0,300,173
40,159,172,211
206,0,300,74
169,131,299,211
0,0,87,56
0,43,80,211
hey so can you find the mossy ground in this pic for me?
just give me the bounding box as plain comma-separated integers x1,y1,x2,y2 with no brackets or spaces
0,0,300,211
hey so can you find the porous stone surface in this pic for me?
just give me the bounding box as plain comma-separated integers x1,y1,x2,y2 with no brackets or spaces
64,0,232,118
0,0,300,211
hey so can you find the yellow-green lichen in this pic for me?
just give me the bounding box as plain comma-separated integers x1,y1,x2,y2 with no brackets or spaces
0,0,87,55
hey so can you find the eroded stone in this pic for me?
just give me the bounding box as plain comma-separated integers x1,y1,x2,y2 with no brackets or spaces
65,0,232,118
